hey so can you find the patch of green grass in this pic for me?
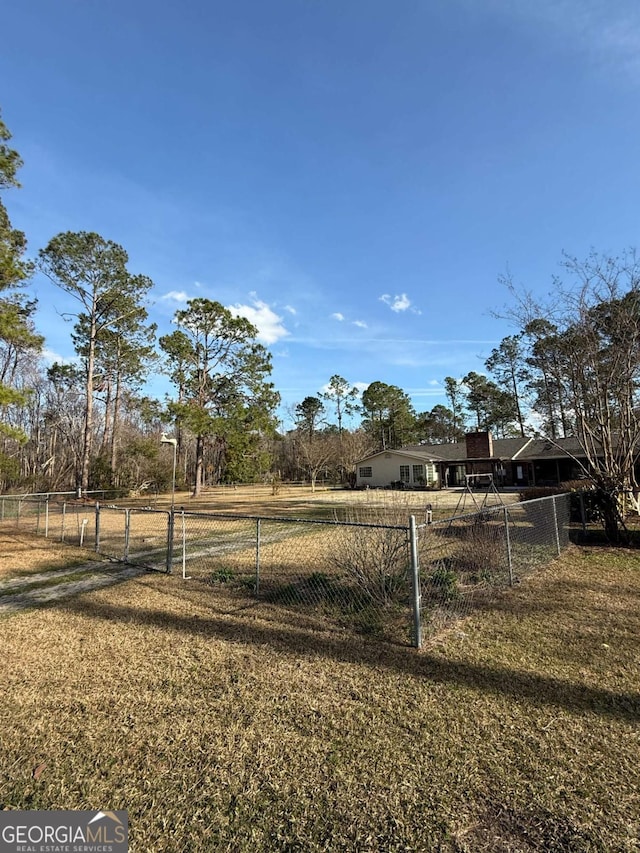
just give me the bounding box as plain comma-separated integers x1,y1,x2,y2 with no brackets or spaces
0,558,90,580
428,564,460,601
209,566,236,583
0,569,99,598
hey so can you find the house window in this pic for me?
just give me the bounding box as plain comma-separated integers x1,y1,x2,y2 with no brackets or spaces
399,465,410,483
412,464,424,483
359,466,373,478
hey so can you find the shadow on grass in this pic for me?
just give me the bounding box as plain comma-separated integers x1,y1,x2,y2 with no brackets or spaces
52,594,640,724
578,526,640,547
467,573,640,619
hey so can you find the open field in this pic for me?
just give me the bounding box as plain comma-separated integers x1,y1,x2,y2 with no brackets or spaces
124,483,523,521
1,531,639,851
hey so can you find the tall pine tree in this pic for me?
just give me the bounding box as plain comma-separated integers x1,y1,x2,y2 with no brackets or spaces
0,111,43,442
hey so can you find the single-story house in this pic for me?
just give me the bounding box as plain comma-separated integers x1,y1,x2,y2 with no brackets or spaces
355,449,441,490
355,431,589,489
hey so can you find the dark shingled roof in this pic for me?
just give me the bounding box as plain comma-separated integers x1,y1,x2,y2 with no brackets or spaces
517,436,587,460
402,437,532,462
361,436,592,467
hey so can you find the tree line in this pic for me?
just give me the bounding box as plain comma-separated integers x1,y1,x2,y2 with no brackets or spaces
3,108,640,536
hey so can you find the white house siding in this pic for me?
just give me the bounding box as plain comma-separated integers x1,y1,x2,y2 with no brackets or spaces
356,452,438,489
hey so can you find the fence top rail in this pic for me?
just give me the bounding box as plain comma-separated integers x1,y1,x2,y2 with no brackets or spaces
98,504,170,516
415,491,572,531
517,493,568,507
171,508,410,531
1,490,120,499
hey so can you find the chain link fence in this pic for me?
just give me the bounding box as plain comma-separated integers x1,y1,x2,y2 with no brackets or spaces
0,491,576,646
415,493,572,643
170,511,415,644
0,497,170,570
0,495,97,547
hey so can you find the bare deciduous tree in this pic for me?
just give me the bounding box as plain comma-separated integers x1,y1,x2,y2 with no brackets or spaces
505,250,640,541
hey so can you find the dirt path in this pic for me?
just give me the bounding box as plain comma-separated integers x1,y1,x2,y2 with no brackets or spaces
0,562,143,616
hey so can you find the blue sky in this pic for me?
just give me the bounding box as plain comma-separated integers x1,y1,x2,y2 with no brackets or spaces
3,0,640,429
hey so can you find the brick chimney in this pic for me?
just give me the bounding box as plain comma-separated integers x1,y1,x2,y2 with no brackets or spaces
465,431,493,458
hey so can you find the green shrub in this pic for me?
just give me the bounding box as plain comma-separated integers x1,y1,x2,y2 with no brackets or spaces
211,566,236,583
429,564,459,601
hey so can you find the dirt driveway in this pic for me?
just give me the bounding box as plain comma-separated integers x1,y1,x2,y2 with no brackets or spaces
0,532,143,615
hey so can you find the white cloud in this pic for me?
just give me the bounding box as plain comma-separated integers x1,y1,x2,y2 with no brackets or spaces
380,293,412,313
405,387,449,398
283,305,297,315
228,297,290,345
160,290,190,303
486,0,640,78
331,312,345,321
42,348,77,365
353,320,368,328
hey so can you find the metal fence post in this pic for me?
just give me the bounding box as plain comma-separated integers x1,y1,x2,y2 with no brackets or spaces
45,497,49,539
552,495,561,556
503,505,514,585
181,510,190,579
409,515,422,649
256,518,261,596
61,502,66,542
579,492,587,541
166,510,174,574
95,502,101,552
124,509,131,562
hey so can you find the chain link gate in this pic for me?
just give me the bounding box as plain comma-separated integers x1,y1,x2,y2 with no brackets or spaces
95,504,171,571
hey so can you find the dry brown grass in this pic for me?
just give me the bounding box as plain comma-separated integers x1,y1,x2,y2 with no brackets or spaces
129,483,520,521
1,531,638,851
0,533,106,580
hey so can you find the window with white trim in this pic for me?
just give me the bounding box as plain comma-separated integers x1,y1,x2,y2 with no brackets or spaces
359,466,373,478
412,464,424,482
399,465,410,483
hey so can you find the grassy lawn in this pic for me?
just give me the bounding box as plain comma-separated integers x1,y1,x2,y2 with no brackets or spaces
0,532,106,580
125,482,522,521
1,535,638,851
